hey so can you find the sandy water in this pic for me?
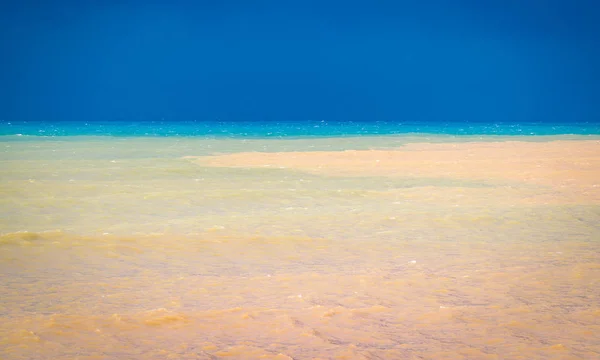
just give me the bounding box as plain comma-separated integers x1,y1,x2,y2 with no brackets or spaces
1,135,599,359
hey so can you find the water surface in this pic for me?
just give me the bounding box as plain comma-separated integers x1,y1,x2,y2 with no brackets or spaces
1,132,599,359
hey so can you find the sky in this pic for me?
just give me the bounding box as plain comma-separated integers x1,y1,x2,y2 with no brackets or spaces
1,0,599,124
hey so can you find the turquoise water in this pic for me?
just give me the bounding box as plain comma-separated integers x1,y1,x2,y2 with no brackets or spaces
2,120,600,138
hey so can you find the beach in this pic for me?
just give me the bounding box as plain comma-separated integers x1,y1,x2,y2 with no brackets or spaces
1,135,599,359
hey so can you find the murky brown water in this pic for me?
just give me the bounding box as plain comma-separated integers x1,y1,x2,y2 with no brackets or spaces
1,136,599,359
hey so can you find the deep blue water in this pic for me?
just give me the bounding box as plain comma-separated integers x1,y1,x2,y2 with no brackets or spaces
1,120,600,138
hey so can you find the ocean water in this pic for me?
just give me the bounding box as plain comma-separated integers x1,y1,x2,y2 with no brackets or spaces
3,119,600,137
1,121,599,359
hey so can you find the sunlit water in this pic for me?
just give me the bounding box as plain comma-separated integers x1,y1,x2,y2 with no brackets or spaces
1,134,599,359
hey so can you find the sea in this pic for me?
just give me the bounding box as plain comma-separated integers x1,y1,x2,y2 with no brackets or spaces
1,120,599,359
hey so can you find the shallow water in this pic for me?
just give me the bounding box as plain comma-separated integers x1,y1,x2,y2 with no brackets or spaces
1,135,599,359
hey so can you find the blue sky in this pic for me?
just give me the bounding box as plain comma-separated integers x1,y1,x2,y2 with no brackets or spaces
1,0,599,123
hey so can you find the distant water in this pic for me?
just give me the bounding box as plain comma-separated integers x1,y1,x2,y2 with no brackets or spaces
1,120,599,359
2,119,600,137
